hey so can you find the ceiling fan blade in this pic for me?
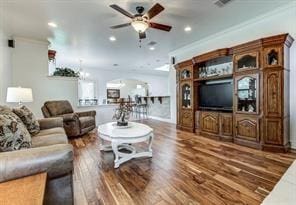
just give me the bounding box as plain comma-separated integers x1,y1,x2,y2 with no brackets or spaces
110,23,131,29
139,32,146,39
110,4,134,19
144,3,164,20
149,22,172,32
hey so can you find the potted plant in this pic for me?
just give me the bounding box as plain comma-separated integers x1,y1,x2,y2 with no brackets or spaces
53,67,80,77
113,101,133,126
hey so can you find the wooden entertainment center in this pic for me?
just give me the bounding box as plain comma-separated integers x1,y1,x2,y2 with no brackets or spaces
175,34,294,152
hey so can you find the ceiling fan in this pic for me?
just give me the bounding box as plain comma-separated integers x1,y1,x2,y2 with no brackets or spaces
109,3,172,40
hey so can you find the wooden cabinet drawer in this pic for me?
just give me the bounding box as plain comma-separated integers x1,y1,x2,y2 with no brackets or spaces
235,115,260,142
200,112,219,134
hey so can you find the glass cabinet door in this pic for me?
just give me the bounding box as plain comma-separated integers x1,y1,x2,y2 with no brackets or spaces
235,74,258,113
181,83,191,109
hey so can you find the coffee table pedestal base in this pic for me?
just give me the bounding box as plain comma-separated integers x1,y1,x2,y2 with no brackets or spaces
100,135,153,168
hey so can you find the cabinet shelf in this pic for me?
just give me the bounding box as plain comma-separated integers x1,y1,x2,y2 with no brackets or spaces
194,74,233,82
180,78,193,82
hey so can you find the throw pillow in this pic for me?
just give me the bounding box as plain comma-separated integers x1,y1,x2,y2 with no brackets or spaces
0,110,32,152
0,105,11,112
13,106,40,136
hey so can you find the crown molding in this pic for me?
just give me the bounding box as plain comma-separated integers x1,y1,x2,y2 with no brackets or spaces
169,1,296,57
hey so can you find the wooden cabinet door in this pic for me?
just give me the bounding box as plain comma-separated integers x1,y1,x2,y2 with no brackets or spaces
200,112,219,134
181,109,193,128
264,70,282,117
235,116,259,142
264,118,282,145
220,114,233,136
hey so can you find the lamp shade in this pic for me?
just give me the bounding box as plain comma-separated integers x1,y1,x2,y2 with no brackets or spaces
6,87,33,103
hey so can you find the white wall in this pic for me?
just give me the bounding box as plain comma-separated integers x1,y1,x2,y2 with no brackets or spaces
168,2,296,148
11,38,78,118
10,37,170,124
0,23,12,104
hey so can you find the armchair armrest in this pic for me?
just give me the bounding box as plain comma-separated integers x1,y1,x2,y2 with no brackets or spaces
60,113,79,122
38,117,63,130
0,144,73,183
77,110,96,117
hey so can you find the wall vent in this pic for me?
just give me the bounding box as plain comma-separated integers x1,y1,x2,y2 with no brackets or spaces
214,0,233,7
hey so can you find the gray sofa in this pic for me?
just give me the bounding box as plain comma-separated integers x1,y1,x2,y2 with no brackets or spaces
0,117,73,205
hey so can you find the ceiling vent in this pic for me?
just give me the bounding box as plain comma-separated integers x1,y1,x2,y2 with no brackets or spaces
214,0,233,7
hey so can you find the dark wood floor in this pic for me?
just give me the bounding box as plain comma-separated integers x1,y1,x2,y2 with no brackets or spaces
70,119,296,205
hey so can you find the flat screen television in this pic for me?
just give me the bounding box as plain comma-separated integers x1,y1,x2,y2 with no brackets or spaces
199,79,233,111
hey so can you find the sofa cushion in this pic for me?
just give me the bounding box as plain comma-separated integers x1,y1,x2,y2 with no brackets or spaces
0,109,31,152
32,133,68,148
44,101,74,116
13,106,40,136
36,127,66,136
79,116,95,129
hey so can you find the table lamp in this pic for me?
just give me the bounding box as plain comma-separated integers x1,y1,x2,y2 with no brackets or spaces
6,87,33,105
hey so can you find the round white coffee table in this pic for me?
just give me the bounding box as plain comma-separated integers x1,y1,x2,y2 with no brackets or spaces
98,122,154,168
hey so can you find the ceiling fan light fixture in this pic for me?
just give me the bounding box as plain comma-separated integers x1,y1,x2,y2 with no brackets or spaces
131,20,149,33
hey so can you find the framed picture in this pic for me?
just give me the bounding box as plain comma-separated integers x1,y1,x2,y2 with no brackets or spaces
107,89,120,99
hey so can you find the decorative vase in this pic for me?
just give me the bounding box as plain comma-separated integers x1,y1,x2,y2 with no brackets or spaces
48,50,56,61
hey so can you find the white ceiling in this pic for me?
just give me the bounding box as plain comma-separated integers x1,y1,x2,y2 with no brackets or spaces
1,0,293,75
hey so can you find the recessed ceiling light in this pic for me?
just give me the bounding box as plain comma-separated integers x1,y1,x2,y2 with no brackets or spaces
48,22,57,28
149,46,155,50
184,26,192,32
109,36,116,41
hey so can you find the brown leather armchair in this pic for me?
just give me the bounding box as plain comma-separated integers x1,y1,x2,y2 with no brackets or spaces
41,100,96,137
